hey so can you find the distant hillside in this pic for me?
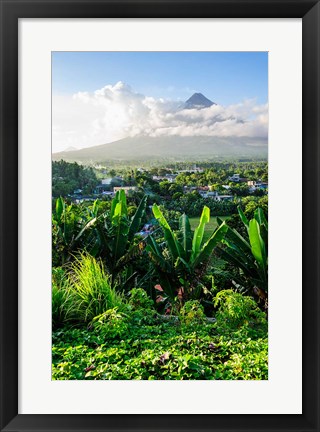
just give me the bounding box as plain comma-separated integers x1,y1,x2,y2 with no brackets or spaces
52,135,268,164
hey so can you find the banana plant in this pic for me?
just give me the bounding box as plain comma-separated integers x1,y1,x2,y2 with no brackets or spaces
52,198,92,265
52,192,147,288
147,205,228,302
216,206,268,297
81,190,148,287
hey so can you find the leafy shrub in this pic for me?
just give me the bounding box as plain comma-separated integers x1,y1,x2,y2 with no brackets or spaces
90,307,128,339
180,300,206,326
213,289,267,337
66,253,125,323
129,288,154,310
127,288,156,325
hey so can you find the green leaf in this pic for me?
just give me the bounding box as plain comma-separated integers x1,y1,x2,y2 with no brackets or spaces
110,191,119,219
254,207,268,230
129,195,147,240
216,245,257,279
112,211,129,266
118,189,128,217
248,219,266,271
192,222,228,268
254,208,268,249
222,224,251,255
152,204,183,260
55,197,64,221
191,206,210,261
74,217,97,243
238,206,249,229
216,216,224,226
92,200,99,217
111,190,127,219
179,214,192,258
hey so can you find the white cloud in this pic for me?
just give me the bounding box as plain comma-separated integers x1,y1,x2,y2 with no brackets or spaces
52,81,268,152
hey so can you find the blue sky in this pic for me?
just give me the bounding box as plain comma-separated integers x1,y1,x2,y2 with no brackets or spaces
52,51,268,105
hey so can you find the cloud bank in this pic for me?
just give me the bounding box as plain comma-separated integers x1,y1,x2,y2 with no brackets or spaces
53,81,268,153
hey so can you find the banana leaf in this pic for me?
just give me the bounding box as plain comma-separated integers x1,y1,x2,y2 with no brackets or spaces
191,222,228,268
55,197,64,221
254,207,268,230
128,195,147,240
179,214,192,259
152,204,185,261
248,219,266,272
191,206,210,261
238,206,249,229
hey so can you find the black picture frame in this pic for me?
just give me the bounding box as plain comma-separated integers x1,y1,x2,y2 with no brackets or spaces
0,1,319,431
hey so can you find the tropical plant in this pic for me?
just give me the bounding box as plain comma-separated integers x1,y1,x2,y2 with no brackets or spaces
147,204,228,303
179,300,206,326
65,253,125,323
90,307,129,339
213,289,267,337
82,190,148,287
216,206,268,301
53,192,148,287
52,197,103,266
52,267,73,329
52,308,268,380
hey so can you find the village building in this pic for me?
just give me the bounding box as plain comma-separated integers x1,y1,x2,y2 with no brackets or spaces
113,186,138,195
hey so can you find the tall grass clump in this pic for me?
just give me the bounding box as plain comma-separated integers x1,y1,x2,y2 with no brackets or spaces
52,267,73,329
67,253,125,323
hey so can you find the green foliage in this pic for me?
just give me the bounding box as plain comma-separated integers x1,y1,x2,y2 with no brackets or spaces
90,308,129,339
52,198,101,266
52,267,73,329
52,160,97,197
148,204,228,302
86,190,148,287
52,192,147,287
179,300,206,326
241,196,268,219
52,316,268,380
167,195,237,217
188,216,230,243
157,207,182,230
214,290,267,337
51,160,268,381
128,288,154,310
125,288,156,325
65,253,125,323
217,206,268,296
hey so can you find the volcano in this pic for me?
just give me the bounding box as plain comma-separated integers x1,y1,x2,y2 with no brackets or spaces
183,93,216,109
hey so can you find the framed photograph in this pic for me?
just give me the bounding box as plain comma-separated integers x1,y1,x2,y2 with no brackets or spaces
0,0,319,431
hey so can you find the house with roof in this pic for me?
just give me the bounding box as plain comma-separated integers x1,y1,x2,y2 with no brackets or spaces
229,174,241,182
113,186,138,195
200,190,233,201
247,180,268,192
229,174,248,183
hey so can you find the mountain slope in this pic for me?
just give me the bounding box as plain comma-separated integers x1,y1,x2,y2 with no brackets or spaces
52,135,268,164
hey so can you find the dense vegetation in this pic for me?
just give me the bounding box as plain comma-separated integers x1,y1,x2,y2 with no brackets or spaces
52,160,268,380
52,160,97,197
53,290,267,380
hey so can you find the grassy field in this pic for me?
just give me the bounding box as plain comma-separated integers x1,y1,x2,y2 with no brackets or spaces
189,215,230,242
